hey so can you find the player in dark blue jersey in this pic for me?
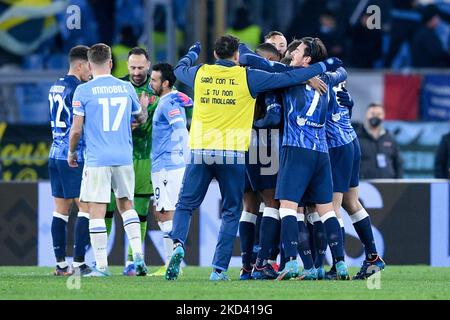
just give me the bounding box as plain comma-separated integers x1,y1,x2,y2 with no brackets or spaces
320,85,385,280
239,43,282,281
48,45,91,276
240,42,331,280
240,37,350,280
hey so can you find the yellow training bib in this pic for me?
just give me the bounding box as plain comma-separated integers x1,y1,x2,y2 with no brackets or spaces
191,64,256,151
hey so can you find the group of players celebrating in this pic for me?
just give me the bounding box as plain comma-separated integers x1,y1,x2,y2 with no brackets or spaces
233,31,386,281
47,28,385,281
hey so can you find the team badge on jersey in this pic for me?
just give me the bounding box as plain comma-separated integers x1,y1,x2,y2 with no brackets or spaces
332,113,341,122
296,116,307,127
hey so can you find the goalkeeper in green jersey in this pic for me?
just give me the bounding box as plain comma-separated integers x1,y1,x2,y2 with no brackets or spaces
105,47,159,276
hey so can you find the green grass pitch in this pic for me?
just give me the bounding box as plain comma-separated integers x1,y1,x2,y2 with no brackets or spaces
1,266,449,300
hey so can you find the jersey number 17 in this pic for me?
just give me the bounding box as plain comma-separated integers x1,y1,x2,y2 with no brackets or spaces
98,97,128,132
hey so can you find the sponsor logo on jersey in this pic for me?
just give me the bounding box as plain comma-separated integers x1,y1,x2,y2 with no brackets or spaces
73,101,81,108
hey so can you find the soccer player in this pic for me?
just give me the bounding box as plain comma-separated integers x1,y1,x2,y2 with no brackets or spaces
255,43,282,61
104,47,159,276
264,31,288,57
239,37,350,280
321,85,385,280
238,42,329,280
48,45,92,276
239,42,282,280
165,34,341,281
68,43,148,277
149,63,192,275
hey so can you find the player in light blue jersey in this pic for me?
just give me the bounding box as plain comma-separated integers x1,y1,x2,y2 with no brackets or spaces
149,63,192,276
48,45,92,276
68,43,148,277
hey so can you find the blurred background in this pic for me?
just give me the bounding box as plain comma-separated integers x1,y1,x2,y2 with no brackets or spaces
0,0,449,181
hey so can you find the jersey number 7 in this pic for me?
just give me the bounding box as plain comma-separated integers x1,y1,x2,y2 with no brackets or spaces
305,85,320,117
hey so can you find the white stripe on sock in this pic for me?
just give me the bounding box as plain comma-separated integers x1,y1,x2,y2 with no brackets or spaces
122,209,140,226
239,211,257,224
350,208,369,224
53,212,69,222
309,212,320,223
320,211,337,223
279,208,297,219
77,211,89,219
263,207,280,220
259,203,265,214
297,213,305,222
338,218,345,228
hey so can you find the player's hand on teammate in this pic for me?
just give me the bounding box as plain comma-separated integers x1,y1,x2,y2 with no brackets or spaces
336,87,354,108
307,76,327,95
189,41,201,56
135,93,149,125
323,57,343,72
139,92,150,108
67,151,78,168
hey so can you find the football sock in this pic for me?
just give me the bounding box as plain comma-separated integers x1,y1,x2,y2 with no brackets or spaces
307,217,316,262
89,219,108,271
350,208,378,259
127,197,148,261
51,212,68,262
73,211,89,263
122,209,143,258
280,208,299,259
239,211,257,269
297,213,314,270
311,213,327,268
321,211,345,263
257,207,280,264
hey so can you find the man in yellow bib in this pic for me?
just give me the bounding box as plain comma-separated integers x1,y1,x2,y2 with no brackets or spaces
165,35,343,281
